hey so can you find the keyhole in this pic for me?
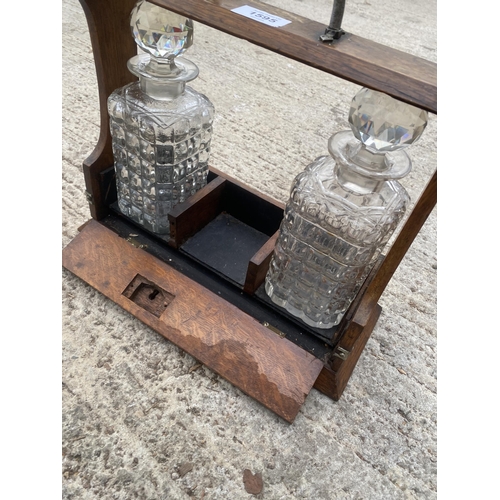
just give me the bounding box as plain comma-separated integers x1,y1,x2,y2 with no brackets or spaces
123,275,175,318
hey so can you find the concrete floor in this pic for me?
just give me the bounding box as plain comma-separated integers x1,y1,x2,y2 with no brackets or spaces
62,0,437,498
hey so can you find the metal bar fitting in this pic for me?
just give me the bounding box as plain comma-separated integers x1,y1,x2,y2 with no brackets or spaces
320,0,346,42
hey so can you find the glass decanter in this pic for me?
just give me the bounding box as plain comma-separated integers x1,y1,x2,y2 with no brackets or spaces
108,0,215,234
265,88,428,329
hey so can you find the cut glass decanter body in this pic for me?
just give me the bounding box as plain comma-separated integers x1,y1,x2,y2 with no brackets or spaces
108,82,213,233
108,1,214,234
265,88,428,329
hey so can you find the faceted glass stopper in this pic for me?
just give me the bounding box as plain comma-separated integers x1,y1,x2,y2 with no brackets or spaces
348,88,428,153
130,1,193,59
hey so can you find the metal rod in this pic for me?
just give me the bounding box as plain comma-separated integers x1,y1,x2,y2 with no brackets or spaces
320,0,346,42
329,0,346,30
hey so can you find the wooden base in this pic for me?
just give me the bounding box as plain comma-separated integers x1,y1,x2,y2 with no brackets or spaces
63,219,325,423
63,217,382,420
63,168,387,420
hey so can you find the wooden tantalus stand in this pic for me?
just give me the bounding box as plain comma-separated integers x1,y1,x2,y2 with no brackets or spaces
63,0,437,423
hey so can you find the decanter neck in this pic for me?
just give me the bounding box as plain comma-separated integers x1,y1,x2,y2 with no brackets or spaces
328,130,412,183
146,56,181,76
127,53,198,101
348,144,388,172
335,162,384,194
139,77,185,100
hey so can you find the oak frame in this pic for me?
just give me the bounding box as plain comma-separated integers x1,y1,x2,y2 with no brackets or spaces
64,0,437,419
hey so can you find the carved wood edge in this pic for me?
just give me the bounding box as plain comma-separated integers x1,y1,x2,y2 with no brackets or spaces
63,219,324,422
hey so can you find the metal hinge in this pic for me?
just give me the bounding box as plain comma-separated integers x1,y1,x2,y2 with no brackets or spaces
85,190,94,204
262,321,286,338
126,234,147,249
333,346,350,360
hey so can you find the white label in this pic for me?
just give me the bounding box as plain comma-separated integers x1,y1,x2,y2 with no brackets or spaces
231,5,291,28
